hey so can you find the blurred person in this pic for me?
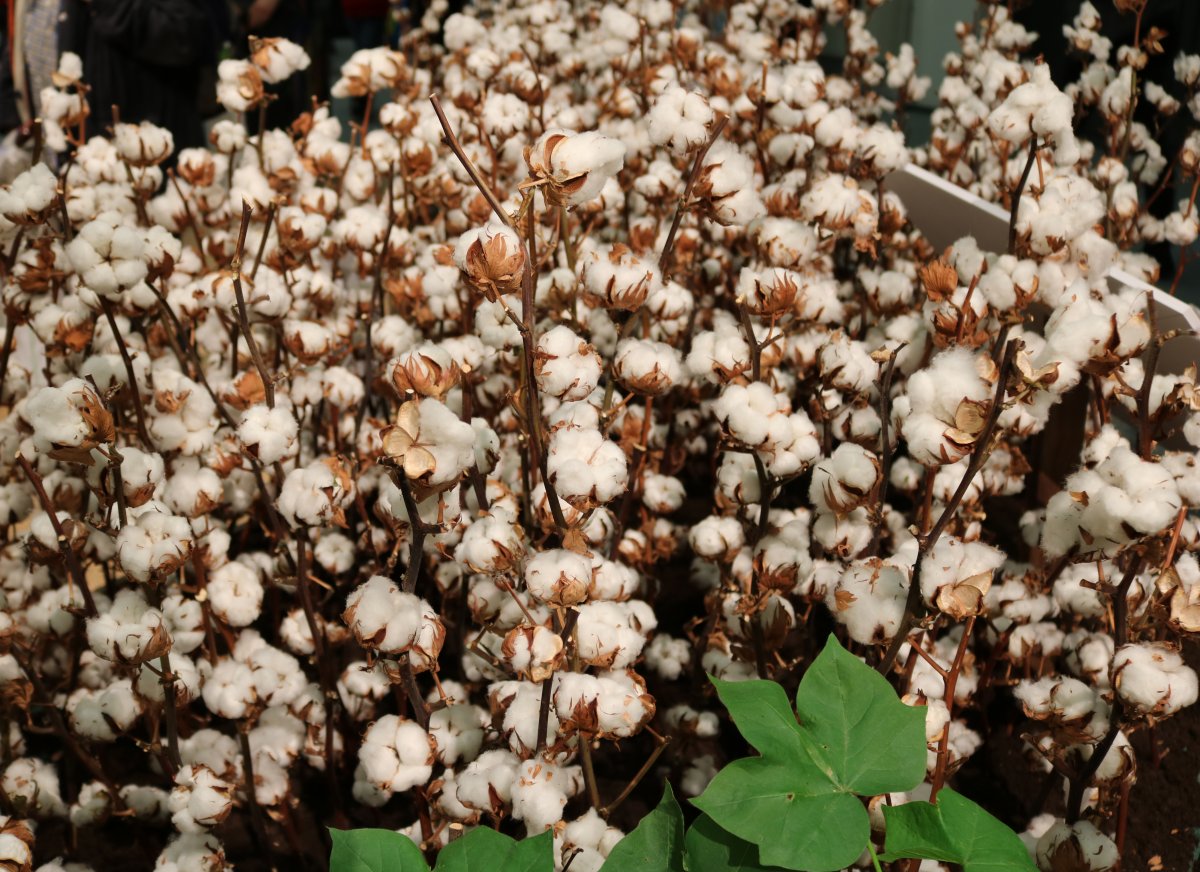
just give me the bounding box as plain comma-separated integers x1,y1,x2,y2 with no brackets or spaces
238,0,309,131
59,0,224,150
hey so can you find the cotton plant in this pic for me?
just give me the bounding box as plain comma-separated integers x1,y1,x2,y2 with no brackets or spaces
0,1,1196,870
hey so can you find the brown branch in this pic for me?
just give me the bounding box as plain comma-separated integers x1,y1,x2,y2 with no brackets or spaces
878,339,1020,675
659,114,728,280
15,454,96,615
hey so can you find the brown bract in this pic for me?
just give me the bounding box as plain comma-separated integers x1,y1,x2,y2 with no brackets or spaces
391,353,461,400
461,232,525,303
918,258,958,301
525,133,588,208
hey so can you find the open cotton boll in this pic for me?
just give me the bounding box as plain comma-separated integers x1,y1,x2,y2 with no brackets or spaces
574,600,655,669
686,314,751,384
647,85,714,154
502,625,564,682
68,679,142,741
535,326,602,401
612,339,683,396
343,576,445,664
65,211,148,297
87,589,172,665
236,404,298,465
381,398,476,493
136,655,200,705
277,459,354,529
200,658,258,720
644,634,690,680
919,536,1004,619
113,121,174,167
3,758,67,818
689,515,745,562
22,378,110,451
578,243,661,312
206,561,263,628
115,508,193,583
546,426,628,509
809,443,880,515
1112,643,1199,718
1017,173,1106,255
559,810,625,872
249,36,311,84
694,142,765,225
358,716,435,797
454,748,521,817
827,559,909,645
168,765,233,834
524,549,591,607
237,638,309,709
427,700,486,766
511,758,583,835
1042,444,1181,556
1013,676,1101,725
526,129,626,208
493,679,558,754
0,162,59,221
1036,819,1118,872
456,508,526,574
895,346,994,466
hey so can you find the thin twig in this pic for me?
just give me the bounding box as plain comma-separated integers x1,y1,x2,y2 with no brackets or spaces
659,115,728,280
878,340,1020,675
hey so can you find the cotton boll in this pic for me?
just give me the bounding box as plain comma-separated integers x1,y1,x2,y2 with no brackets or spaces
456,748,521,817
22,378,111,452
612,339,682,396
358,716,435,797
1042,444,1181,556
205,561,263,628
87,589,172,665
428,701,486,767
809,443,880,515
381,398,476,493
65,211,148,298
1112,643,1198,718
115,507,193,583
578,244,661,312
527,129,626,208
644,634,690,680
3,757,67,818
456,508,526,574
535,326,602,401
524,548,591,607
546,426,628,509
343,575,445,665
689,515,745,562
895,347,994,466
169,765,233,833
277,458,355,529
511,758,582,834
200,658,258,720
237,404,298,465
827,559,909,645
574,600,655,669
647,85,714,154
136,655,200,706
502,625,564,682
1036,819,1118,872
919,536,1004,618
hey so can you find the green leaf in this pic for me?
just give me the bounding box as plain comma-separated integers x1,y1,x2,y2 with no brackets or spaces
683,814,788,872
880,789,1038,872
793,635,928,796
330,828,431,872
435,828,555,872
693,635,926,871
601,783,686,872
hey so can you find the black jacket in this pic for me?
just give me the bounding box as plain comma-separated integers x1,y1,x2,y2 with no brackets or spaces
59,0,220,150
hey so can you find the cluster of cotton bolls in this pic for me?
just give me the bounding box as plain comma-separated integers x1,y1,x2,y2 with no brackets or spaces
0,0,1197,870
